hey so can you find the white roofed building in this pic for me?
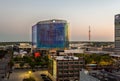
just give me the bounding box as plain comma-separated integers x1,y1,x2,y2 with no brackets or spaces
49,56,84,81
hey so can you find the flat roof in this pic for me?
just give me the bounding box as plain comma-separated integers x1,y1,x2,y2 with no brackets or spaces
55,56,79,60
110,54,120,57
37,19,67,24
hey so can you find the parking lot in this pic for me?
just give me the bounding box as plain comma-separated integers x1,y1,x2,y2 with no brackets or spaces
1,69,52,81
40,74,52,81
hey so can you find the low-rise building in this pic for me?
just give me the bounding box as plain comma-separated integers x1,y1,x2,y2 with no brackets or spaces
49,56,84,81
80,69,100,81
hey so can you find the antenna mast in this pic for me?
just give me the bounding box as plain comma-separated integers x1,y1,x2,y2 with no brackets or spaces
89,26,91,41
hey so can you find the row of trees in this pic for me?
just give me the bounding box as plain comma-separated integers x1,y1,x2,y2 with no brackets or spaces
75,54,114,66
13,55,49,69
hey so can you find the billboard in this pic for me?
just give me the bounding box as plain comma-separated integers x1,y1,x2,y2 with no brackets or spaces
34,52,41,58
37,23,68,49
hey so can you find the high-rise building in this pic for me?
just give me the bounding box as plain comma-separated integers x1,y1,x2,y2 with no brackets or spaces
32,19,69,49
49,56,84,81
115,14,120,53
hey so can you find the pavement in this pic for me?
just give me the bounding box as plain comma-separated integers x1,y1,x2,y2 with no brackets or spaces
1,69,48,81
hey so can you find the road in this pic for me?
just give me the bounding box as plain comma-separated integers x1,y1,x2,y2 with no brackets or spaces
100,71,120,81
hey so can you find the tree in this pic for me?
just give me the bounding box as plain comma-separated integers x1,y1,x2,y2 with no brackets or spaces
8,60,14,69
29,62,35,69
23,56,32,63
13,57,22,61
20,62,24,68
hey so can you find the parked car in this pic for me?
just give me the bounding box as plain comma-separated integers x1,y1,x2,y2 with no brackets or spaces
40,74,52,81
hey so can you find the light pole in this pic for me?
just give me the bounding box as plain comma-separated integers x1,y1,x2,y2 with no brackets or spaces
28,71,32,78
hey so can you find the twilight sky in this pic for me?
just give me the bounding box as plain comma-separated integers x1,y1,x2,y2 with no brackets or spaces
0,0,120,42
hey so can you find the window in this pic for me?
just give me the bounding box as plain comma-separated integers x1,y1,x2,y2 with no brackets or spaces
58,75,63,78
60,80,63,81
58,62,63,65
64,66,68,69
64,70,68,73
74,70,79,73
64,80,69,81
58,71,63,74
74,74,79,77
74,65,79,68
64,62,68,64
69,62,73,64
80,62,83,64
74,62,79,64
70,71,73,73
69,74,74,77
58,66,63,69
74,70,78,72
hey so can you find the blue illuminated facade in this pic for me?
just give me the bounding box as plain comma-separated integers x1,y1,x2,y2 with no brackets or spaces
32,19,69,49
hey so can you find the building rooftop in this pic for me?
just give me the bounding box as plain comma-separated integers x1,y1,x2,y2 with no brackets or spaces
55,56,79,60
110,54,120,57
37,19,67,24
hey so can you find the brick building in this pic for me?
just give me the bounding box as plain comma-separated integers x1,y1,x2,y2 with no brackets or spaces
49,56,84,81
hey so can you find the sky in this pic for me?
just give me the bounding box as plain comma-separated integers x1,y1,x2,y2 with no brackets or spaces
0,0,120,42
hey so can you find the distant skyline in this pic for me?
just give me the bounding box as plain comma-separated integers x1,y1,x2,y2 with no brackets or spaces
0,0,120,41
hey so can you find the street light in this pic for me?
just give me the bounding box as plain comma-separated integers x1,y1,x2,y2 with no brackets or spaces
28,71,32,77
